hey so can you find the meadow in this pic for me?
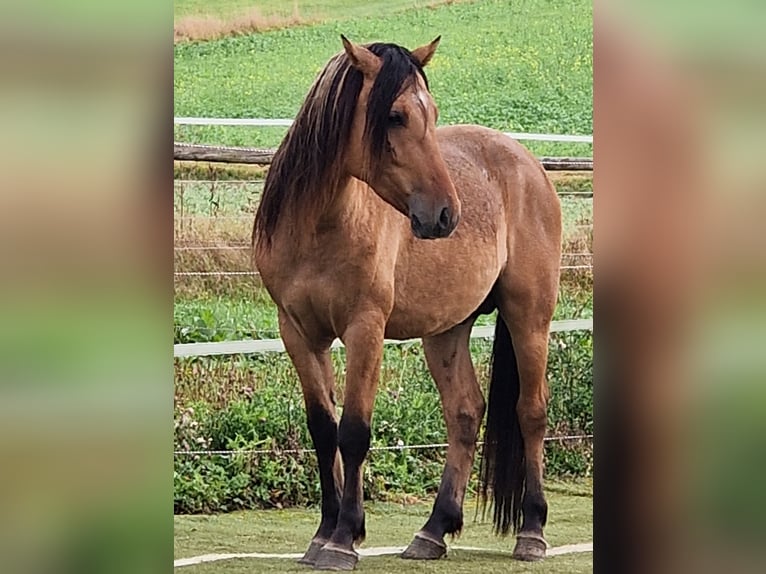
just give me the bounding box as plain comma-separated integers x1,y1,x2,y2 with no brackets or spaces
174,0,593,515
174,0,592,156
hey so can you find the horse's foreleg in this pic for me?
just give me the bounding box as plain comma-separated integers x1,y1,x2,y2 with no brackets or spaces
278,313,342,566
402,321,485,560
313,315,385,571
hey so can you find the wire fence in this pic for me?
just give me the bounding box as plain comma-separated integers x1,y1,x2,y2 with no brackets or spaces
174,434,593,458
173,179,594,199
173,249,593,258
174,265,593,278
173,126,593,358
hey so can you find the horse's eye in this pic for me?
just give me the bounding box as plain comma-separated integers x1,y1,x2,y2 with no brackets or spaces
388,112,406,128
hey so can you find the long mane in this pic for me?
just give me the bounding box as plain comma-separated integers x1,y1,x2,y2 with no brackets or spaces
253,42,429,247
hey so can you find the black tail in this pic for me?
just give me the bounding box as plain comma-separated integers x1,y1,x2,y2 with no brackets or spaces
479,315,525,536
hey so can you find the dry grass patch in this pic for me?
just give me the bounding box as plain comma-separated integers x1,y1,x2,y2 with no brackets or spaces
174,216,592,299
173,0,472,43
175,216,257,298
548,170,593,188
172,174,592,299
174,161,268,181
175,6,316,43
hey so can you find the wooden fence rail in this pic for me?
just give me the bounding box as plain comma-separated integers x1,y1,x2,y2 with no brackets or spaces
174,142,593,171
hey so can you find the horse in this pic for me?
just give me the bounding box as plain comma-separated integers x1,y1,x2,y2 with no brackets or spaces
253,36,561,570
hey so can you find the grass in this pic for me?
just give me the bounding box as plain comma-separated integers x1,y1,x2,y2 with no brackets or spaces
174,481,592,573
174,0,593,156
173,328,592,400
173,288,592,344
178,553,593,574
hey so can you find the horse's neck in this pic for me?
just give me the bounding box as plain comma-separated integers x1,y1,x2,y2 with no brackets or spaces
317,176,382,241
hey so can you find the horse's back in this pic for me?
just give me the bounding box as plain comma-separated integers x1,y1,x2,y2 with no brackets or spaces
437,124,556,202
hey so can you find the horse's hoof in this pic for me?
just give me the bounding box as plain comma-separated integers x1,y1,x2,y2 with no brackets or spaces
401,532,447,560
298,539,327,566
512,533,548,561
313,544,359,571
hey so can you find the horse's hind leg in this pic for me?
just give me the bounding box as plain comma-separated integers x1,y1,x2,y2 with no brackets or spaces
506,325,550,560
495,286,557,561
402,320,485,560
278,312,343,566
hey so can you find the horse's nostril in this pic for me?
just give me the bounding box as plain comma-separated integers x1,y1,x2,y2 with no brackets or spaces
439,207,451,229
410,213,421,232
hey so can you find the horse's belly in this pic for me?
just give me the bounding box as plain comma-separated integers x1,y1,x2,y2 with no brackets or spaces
385,263,498,339
383,215,504,339
384,304,480,340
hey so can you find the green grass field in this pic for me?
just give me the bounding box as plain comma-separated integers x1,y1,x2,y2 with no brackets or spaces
175,481,593,573
174,0,592,156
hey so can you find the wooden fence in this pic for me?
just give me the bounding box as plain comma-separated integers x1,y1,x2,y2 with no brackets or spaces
174,142,593,171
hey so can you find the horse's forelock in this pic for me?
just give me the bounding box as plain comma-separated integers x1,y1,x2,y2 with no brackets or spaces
364,44,429,164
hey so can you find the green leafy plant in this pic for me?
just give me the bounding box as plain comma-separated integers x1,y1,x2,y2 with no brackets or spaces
174,332,592,513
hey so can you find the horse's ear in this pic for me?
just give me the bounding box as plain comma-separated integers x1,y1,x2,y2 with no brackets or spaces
411,36,441,67
341,35,381,77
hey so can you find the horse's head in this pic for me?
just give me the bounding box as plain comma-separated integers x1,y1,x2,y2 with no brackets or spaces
341,36,461,239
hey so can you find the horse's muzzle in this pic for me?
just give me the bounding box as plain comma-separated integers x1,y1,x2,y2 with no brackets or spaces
408,194,460,239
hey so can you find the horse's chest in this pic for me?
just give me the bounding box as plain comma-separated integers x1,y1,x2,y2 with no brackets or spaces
268,254,390,339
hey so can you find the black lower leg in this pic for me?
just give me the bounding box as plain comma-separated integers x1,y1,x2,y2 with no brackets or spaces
307,404,341,539
331,414,370,546
520,472,548,533
422,466,464,537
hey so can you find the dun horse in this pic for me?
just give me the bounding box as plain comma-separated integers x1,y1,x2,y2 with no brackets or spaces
253,36,561,570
